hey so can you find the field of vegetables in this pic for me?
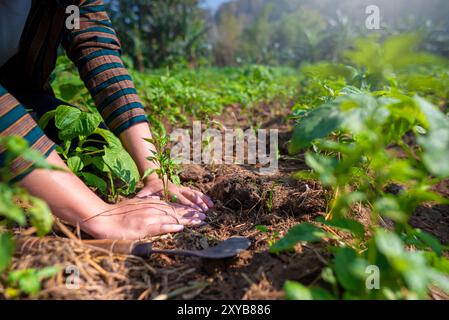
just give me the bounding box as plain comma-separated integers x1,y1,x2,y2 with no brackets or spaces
1,34,449,300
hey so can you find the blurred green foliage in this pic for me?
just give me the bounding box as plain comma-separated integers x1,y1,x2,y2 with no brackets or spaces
277,34,449,300
105,0,449,68
0,136,58,298
106,0,209,69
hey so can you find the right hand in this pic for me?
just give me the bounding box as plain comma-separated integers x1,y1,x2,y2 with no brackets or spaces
82,198,206,239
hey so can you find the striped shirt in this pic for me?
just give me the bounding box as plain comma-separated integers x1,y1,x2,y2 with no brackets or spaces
0,0,148,180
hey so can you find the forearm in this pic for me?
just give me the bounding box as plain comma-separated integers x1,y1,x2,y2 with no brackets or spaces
119,122,159,181
19,150,109,232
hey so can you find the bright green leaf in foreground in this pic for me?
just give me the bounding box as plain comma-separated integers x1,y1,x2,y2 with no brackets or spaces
55,105,102,141
0,232,14,272
270,223,327,253
284,280,334,300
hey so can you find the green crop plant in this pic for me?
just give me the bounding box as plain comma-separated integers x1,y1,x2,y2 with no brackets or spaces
142,130,181,202
276,34,449,299
40,105,140,201
0,136,59,298
277,91,449,299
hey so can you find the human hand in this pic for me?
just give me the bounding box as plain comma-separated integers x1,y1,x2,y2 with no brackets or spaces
136,177,214,212
82,198,206,239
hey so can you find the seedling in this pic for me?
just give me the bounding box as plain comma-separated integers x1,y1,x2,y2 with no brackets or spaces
255,225,280,247
142,130,181,201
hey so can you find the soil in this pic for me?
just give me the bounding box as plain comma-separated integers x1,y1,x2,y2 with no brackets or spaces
2,104,448,300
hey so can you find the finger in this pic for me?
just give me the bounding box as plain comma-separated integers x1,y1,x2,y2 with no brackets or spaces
146,213,203,226
181,189,209,212
145,224,184,236
144,214,179,225
182,211,206,220
136,188,161,199
170,203,206,220
136,194,161,200
175,193,204,212
201,193,214,208
193,190,214,209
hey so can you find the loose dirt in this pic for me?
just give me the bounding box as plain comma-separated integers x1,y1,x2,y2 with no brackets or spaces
2,104,448,300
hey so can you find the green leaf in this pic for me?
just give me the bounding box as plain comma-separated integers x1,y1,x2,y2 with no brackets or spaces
81,172,107,194
7,266,58,296
415,96,449,177
375,229,404,258
91,156,110,173
304,153,338,186
373,197,407,223
270,223,327,253
8,269,40,295
171,174,181,186
67,156,84,173
424,252,449,274
94,128,122,148
321,267,337,286
36,266,60,280
59,83,83,101
413,229,443,256
0,185,26,225
103,146,139,193
429,272,449,294
0,232,14,272
418,129,449,178
27,196,53,237
255,225,269,233
289,102,344,154
38,110,56,130
55,105,102,140
321,217,365,239
284,280,333,300
334,247,363,292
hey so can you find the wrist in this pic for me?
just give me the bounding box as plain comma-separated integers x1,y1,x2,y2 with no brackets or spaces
78,202,113,238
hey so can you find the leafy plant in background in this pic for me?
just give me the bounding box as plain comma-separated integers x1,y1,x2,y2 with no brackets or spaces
0,136,59,298
277,35,449,299
40,105,140,201
278,92,449,299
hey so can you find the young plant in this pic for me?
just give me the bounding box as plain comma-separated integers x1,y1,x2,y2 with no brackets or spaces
142,130,181,201
281,87,449,299
255,225,280,247
280,35,449,299
40,105,140,201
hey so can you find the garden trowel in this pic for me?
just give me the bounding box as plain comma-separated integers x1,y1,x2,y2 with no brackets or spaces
82,236,251,259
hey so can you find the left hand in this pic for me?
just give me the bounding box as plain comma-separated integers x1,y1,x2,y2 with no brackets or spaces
136,177,214,212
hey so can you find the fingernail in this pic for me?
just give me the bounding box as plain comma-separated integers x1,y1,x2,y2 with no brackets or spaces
174,224,184,231
192,213,206,220
192,219,202,224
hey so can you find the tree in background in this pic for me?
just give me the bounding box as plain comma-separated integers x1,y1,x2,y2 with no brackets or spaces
106,0,210,69
104,0,449,68
210,0,449,67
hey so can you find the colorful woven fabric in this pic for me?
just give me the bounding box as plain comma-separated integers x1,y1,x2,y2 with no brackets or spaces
0,0,148,180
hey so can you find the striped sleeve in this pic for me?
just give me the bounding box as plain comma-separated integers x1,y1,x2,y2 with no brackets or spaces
0,85,56,181
61,0,148,135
